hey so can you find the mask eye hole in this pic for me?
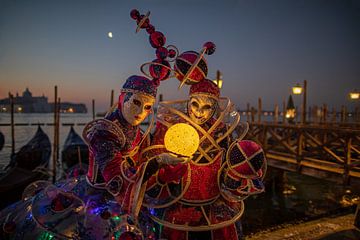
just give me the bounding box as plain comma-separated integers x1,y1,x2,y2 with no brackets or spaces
133,99,141,107
202,104,212,110
144,105,152,110
191,101,199,108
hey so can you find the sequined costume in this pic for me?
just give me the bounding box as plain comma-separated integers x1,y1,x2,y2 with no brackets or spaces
0,9,179,239
140,80,267,240
0,76,161,240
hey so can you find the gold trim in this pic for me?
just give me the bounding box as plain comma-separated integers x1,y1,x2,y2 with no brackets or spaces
149,200,244,231
162,102,221,150
121,88,156,99
201,206,212,225
191,149,223,167
143,163,192,209
140,61,176,81
178,47,207,89
120,160,136,183
190,92,219,100
179,195,219,206
135,11,150,33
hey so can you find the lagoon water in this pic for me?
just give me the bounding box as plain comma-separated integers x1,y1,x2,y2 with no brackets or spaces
0,113,92,167
0,113,358,234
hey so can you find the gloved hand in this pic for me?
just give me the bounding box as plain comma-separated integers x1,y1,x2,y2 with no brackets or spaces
158,163,187,184
156,152,187,166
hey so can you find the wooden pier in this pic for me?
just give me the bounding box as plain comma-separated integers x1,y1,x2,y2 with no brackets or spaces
246,122,360,186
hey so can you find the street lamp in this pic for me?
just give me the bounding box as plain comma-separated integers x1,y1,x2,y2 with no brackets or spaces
292,80,307,124
349,90,359,100
213,70,223,89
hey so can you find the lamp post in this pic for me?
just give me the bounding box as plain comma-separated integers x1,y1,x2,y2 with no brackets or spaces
292,80,307,124
349,89,359,122
213,70,223,89
349,89,359,100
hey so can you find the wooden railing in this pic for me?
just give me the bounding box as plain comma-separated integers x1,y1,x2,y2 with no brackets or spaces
246,123,360,185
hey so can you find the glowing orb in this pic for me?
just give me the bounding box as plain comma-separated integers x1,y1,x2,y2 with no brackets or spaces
164,123,199,157
108,32,113,38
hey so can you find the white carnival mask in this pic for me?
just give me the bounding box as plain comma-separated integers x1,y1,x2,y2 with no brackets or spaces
188,95,217,125
121,92,155,126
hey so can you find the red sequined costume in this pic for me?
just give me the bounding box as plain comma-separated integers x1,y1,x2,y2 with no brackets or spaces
141,80,267,240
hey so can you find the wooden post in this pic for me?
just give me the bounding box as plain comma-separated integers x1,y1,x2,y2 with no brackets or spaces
274,104,279,124
52,86,58,183
331,107,336,124
159,94,163,102
343,137,351,185
92,99,95,120
308,106,312,124
301,80,307,124
323,104,327,124
251,107,255,123
9,93,15,156
341,105,345,123
282,99,286,124
319,106,324,124
110,89,114,107
246,103,250,122
56,97,61,168
258,97,262,123
296,131,304,172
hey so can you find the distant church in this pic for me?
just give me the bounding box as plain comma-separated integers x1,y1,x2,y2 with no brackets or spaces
0,88,87,113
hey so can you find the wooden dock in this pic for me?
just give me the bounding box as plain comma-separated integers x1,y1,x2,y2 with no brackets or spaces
247,123,360,186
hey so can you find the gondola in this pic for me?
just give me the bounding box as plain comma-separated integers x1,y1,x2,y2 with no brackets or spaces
61,126,88,177
0,126,51,209
0,131,4,151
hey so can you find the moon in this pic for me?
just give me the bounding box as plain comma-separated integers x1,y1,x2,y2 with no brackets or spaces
108,32,113,38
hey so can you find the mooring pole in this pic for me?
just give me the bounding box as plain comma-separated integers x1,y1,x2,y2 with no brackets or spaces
52,86,58,183
9,93,15,156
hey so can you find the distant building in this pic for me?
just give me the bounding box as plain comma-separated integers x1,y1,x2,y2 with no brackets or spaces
0,88,87,113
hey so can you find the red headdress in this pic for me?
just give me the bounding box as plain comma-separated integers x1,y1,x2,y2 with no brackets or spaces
189,79,220,99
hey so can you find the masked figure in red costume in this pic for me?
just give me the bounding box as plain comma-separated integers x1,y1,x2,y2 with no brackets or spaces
140,53,267,240
141,79,267,240
0,9,181,240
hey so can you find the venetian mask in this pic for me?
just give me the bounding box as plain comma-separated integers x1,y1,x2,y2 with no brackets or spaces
121,92,155,126
188,95,217,125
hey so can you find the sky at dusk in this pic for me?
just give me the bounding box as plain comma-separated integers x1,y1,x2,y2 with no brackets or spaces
0,0,359,112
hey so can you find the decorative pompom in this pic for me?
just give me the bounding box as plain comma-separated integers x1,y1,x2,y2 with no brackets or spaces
130,9,140,20
174,51,208,85
226,140,266,179
203,42,216,55
149,31,166,48
146,24,155,34
156,47,168,59
149,59,170,81
168,49,177,58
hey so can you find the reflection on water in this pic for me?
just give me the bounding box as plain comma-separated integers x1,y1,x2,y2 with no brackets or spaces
0,113,359,234
242,168,360,235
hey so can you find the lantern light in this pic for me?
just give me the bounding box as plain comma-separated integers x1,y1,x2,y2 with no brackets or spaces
349,90,359,100
292,83,302,95
164,123,199,157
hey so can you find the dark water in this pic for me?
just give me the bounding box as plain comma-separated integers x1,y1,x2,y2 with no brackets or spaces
242,167,359,235
0,113,359,234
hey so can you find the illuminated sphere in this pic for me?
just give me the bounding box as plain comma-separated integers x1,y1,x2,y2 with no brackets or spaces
164,123,199,157
227,140,266,178
174,51,208,85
